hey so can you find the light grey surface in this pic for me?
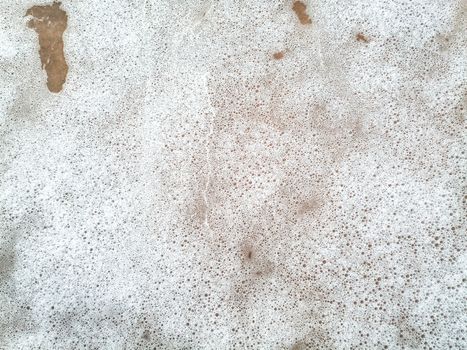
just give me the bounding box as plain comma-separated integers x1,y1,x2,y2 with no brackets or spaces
0,0,466,349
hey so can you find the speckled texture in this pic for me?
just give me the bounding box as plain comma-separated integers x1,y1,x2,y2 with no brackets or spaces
0,0,466,349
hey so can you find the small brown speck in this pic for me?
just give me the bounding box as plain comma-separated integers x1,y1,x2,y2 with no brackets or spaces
356,32,369,43
292,1,312,25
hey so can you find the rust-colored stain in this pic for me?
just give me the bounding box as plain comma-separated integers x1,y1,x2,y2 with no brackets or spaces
356,32,369,43
26,1,68,93
292,1,312,25
273,51,285,60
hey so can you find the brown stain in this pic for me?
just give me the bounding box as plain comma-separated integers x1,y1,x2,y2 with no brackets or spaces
292,1,312,25
297,198,322,216
239,238,274,277
273,51,285,60
356,32,369,43
241,242,255,261
26,1,68,93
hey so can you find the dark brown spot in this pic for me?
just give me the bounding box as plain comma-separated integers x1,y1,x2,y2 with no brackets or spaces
273,51,285,60
240,240,256,261
26,1,68,93
292,1,312,25
356,32,369,43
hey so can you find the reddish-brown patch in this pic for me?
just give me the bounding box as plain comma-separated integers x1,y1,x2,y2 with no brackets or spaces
356,32,369,43
26,1,68,93
292,1,312,25
273,51,285,60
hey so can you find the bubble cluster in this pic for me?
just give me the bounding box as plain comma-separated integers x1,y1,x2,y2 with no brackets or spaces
0,0,465,349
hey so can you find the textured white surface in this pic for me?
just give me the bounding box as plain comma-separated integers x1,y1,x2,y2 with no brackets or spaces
0,0,466,349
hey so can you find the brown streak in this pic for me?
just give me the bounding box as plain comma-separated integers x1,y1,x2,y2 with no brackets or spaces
356,32,369,43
